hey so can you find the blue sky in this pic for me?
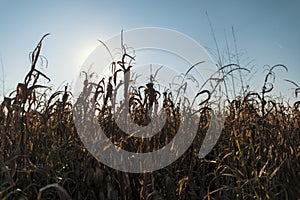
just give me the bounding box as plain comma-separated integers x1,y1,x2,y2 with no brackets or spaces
0,1,299,100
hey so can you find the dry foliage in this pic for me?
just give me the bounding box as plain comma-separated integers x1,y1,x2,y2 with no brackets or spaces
0,35,299,200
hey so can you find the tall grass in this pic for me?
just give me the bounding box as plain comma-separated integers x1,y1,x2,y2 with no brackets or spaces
0,34,299,199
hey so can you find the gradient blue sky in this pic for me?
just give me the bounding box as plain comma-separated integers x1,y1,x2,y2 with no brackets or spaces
0,1,299,100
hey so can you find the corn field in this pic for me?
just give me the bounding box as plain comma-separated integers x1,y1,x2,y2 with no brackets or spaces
0,35,299,200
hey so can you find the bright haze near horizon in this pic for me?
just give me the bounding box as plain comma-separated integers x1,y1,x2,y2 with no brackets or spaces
0,1,299,102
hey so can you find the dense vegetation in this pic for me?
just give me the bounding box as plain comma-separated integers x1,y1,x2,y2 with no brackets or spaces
0,34,299,199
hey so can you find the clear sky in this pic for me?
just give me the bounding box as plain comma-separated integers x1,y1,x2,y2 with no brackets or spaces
0,1,299,101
